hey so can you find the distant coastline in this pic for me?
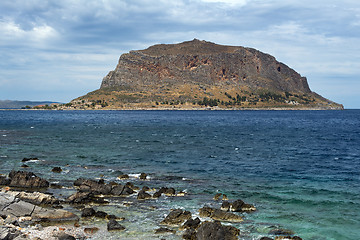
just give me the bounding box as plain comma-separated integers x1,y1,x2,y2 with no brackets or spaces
0,100,62,109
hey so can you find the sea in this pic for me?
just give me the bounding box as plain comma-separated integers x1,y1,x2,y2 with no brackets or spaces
0,110,359,240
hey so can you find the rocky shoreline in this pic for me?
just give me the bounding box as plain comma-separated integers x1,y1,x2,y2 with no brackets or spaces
1,168,303,240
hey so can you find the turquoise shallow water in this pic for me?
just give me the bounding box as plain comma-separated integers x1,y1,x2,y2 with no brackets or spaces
0,110,359,239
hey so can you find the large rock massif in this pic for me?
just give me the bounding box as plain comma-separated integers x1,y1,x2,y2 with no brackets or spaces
68,39,342,110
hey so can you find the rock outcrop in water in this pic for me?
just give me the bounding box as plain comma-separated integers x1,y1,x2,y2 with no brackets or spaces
0,169,304,239
65,39,343,110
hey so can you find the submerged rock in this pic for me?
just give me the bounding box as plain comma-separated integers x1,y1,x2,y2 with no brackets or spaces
269,228,294,236
161,209,192,226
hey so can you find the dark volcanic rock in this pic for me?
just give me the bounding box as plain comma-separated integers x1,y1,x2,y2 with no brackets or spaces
183,228,197,240
221,201,231,211
66,191,107,204
181,217,201,230
74,178,86,186
94,211,108,218
107,219,125,231
269,228,294,236
8,170,49,188
110,185,124,195
161,209,192,226
51,167,62,173
139,173,147,180
230,199,244,212
199,206,243,222
77,179,112,195
196,221,240,240
21,157,38,162
121,185,135,196
154,227,176,234
153,191,162,198
81,208,96,217
137,190,152,200
118,174,129,179
0,175,10,186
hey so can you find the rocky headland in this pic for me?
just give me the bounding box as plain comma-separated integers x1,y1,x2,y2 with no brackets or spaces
50,39,342,110
0,165,303,240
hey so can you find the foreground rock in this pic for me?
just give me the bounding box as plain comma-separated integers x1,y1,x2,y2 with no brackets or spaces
193,221,240,240
180,217,201,230
154,227,176,234
0,226,22,240
230,199,256,212
107,220,125,231
0,192,78,222
66,191,108,204
161,209,192,226
4,190,60,205
74,178,136,196
199,206,243,222
6,171,49,188
74,178,112,195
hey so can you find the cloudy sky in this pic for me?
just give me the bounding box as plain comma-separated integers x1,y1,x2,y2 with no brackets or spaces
1,0,359,108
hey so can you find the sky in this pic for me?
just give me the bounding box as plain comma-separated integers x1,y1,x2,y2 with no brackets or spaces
0,0,359,108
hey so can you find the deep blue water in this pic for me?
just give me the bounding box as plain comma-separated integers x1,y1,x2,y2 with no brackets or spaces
0,110,359,239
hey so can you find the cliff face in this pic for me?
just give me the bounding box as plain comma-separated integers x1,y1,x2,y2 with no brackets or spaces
101,39,310,94
70,39,343,110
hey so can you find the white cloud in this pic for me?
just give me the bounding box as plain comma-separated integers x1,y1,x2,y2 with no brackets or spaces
0,20,58,45
201,0,247,7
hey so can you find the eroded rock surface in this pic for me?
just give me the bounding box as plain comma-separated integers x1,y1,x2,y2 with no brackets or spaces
0,192,78,222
